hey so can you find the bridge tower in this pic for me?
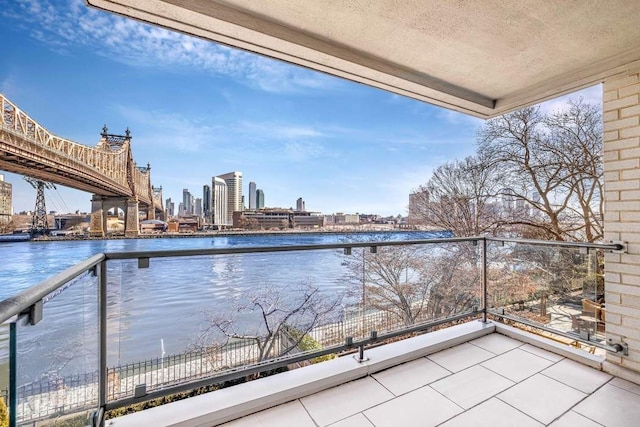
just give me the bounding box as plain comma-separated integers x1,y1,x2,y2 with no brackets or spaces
24,178,55,235
89,126,141,238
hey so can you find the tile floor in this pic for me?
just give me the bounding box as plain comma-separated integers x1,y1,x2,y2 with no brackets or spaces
222,333,640,426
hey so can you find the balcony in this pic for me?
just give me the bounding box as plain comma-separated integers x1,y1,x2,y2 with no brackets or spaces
0,236,631,426
112,323,640,427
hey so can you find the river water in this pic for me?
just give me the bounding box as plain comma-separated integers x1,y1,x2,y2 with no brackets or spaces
0,231,445,381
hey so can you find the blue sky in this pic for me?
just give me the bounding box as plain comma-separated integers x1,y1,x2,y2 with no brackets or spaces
0,0,602,216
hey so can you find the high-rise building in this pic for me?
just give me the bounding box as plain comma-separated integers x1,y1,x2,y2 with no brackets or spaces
256,189,265,209
212,177,228,227
296,197,305,211
165,197,175,217
182,188,193,216
203,185,211,221
248,181,257,209
195,198,203,217
218,171,242,224
0,174,12,225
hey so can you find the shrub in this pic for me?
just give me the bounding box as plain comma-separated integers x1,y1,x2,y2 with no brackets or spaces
0,397,8,427
292,332,336,364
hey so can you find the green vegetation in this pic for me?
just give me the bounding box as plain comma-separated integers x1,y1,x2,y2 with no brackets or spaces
0,398,8,427
288,329,336,364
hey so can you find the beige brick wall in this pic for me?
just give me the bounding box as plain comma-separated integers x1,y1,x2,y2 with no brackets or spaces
603,70,640,369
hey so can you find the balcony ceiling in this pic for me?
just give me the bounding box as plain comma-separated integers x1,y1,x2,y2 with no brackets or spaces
86,0,640,118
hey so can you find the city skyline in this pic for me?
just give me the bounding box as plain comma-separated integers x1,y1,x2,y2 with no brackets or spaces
0,1,602,216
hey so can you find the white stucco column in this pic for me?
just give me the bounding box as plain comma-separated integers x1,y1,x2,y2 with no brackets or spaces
602,70,640,379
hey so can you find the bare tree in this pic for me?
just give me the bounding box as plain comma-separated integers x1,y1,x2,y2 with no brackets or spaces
353,245,432,326
543,99,603,241
194,284,339,367
421,247,481,318
477,99,603,241
411,155,502,237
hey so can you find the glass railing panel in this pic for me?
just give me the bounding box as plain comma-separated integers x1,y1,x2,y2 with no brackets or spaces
487,241,603,344
339,241,482,341
14,270,98,426
103,240,482,402
104,247,349,402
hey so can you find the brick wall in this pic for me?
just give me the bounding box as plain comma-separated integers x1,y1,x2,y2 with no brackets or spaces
603,70,640,371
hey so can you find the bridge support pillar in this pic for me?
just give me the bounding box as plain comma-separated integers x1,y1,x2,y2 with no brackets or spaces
146,205,156,221
124,199,140,238
89,196,106,238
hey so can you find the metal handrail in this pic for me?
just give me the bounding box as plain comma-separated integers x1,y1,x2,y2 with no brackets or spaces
485,237,624,251
103,236,482,260
0,253,105,324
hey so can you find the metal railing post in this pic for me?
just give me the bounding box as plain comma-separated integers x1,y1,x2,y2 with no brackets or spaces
482,238,488,323
9,322,16,427
97,260,108,427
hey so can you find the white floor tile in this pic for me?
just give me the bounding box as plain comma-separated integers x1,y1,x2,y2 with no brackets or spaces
469,333,523,354
328,413,375,427
440,397,543,427
431,365,514,409
481,348,554,382
427,342,495,373
548,410,602,427
301,376,394,426
363,386,462,427
372,357,451,396
222,400,315,427
519,343,564,362
498,374,586,424
573,383,640,426
610,377,640,396
541,358,612,393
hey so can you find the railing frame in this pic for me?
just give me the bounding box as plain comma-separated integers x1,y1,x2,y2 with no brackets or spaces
0,236,626,427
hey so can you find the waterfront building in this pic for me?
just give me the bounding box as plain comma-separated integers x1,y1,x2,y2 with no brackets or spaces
248,181,256,209
234,208,323,229
256,189,264,209
217,171,242,225
0,173,12,225
202,185,211,221
211,176,228,227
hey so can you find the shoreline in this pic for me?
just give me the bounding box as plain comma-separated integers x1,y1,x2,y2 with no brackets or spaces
2,228,448,243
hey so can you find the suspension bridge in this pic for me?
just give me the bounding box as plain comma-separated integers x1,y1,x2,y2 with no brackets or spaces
0,93,163,237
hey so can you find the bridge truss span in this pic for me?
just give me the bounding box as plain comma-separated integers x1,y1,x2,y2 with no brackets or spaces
0,93,162,235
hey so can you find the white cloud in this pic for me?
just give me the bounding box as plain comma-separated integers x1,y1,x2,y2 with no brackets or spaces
3,0,340,94
112,105,223,153
283,141,335,162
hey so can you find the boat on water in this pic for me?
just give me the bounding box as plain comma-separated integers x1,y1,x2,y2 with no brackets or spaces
0,233,32,242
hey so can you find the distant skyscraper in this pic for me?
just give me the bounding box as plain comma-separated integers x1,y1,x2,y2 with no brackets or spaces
256,189,265,209
0,173,12,225
248,181,257,209
182,188,193,215
212,176,228,227
296,197,305,211
195,198,203,216
165,197,175,217
203,185,211,221
218,171,242,224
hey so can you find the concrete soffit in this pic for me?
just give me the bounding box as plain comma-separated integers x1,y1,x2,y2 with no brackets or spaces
86,0,640,118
